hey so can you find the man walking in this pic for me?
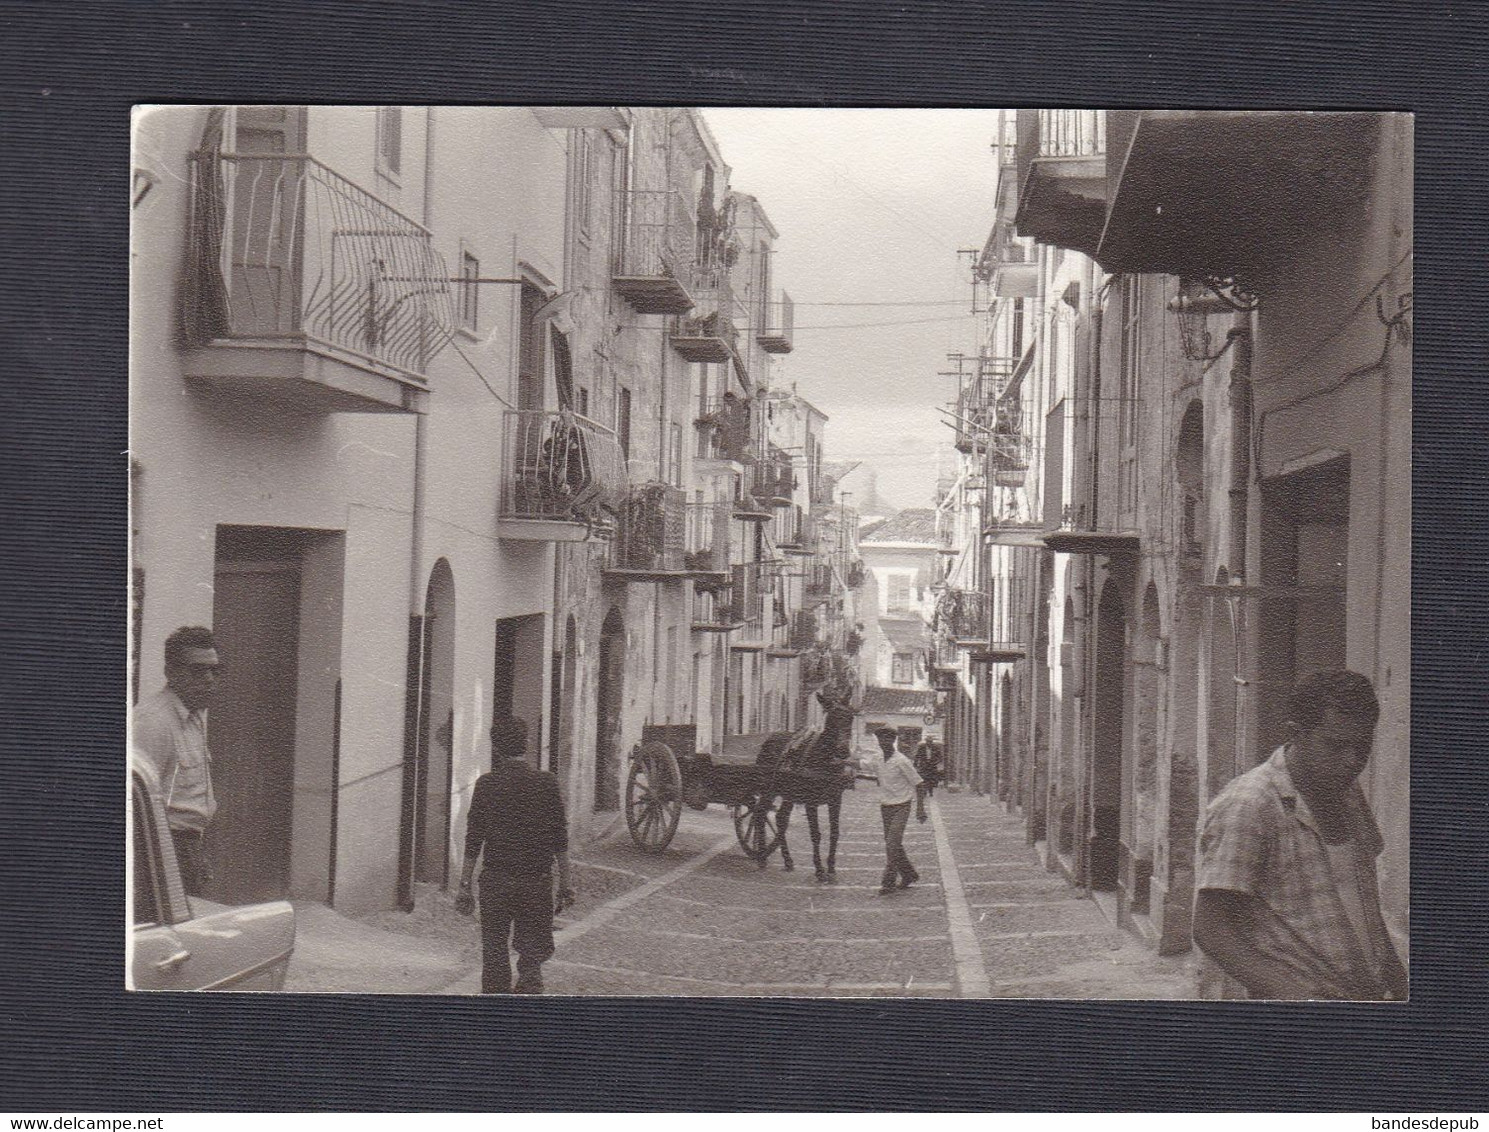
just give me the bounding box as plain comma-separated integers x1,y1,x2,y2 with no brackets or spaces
1193,669,1407,1000
132,625,221,896
875,726,926,895
455,715,575,994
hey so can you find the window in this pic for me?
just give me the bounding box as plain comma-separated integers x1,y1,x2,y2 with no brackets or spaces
376,107,402,180
1011,298,1025,358
892,653,914,685
886,573,912,612
460,251,479,332
616,385,632,458
577,386,590,418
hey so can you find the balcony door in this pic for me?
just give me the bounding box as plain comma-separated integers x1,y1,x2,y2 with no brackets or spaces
230,106,306,337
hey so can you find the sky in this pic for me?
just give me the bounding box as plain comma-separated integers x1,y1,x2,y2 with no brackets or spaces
703,108,1005,511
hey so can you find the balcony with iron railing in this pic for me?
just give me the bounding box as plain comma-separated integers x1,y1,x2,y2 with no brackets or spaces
497,410,627,540
603,483,688,581
773,504,807,554
752,445,796,509
953,383,994,455
756,290,794,354
728,562,770,649
1042,500,1142,557
789,609,820,651
672,264,743,363
935,515,962,557
694,394,755,465
684,499,734,583
611,189,697,315
1013,109,1109,259
935,587,988,647
181,152,458,412
691,586,742,633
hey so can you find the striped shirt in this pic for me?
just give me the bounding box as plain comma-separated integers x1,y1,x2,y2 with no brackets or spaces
133,687,216,833
1197,746,1396,1000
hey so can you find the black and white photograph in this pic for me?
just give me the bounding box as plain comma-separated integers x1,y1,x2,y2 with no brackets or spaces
127,106,1411,1002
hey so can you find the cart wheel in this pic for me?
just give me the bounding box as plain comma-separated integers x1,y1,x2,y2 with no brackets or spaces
626,741,682,854
731,793,782,861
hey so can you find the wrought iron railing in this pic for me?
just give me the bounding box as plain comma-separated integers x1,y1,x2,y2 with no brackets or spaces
694,394,754,463
691,586,737,629
1037,109,1105,157
752,446,795,504
936,587,988,643
758,291,794,350
684,500,733,574
610,483,686,571
728,562,766,626
954,383,993,454
790,609,819,651
676,262,745,352
804,561,835,598
185,152,456,380
613,188,696,281
499,410,627,526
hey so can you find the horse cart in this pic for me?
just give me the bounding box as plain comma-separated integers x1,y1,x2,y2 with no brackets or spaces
623,725,790,863
624,707,856,880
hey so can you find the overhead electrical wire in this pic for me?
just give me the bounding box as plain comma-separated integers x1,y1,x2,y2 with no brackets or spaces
791,313,975,331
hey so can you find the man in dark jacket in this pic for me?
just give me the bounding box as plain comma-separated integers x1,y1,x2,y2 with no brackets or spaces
455,715,574,994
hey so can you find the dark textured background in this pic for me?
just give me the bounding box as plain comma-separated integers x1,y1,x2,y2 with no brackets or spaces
1,0,1485,1112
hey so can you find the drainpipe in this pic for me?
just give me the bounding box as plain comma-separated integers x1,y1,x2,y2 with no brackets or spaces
396,109,438,911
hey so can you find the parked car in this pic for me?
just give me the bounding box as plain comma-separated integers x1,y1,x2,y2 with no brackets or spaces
130,754,295,990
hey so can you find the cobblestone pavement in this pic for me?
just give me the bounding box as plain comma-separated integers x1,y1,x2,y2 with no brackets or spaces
421,782,1200,999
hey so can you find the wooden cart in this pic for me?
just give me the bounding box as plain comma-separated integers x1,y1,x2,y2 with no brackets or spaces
625,725,793,862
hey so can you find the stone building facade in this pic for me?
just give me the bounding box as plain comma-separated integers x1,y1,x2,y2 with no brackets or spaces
130,105,856,914
937,110,1411,960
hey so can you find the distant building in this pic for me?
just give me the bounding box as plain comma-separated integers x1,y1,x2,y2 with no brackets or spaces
856,509,939,718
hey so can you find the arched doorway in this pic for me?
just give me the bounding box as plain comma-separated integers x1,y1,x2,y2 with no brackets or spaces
595,607,624,811
1090,581,1126,890
1129,582,1162,915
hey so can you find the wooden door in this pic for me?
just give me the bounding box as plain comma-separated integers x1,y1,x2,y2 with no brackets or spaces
209,560,301,904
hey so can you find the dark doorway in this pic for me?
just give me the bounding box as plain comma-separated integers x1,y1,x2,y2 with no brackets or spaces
1258,457,1350,757
998,673,1015,802
595,607,625,810
414,560,455,887
210,527,303,904
1090,582,1127,891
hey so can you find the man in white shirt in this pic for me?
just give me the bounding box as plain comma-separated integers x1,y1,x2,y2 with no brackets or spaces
874,727,926,895
132,625,222,895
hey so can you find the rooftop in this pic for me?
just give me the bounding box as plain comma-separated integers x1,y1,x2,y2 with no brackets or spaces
859,508,938,545
859,686,935,717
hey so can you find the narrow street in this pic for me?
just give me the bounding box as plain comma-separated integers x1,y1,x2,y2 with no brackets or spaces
288,786,1194,998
